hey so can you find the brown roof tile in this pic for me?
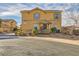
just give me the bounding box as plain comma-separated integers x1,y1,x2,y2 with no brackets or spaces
21,7,62,13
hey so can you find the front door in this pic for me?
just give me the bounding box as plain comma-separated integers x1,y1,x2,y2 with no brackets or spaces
40,23,48,33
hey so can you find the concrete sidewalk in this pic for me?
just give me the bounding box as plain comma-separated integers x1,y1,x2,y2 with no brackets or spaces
20,37,79,46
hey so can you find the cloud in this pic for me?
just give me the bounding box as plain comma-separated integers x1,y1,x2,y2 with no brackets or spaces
0,3,79,26
0,4,32,16
0,3,73,17
0,11,19,16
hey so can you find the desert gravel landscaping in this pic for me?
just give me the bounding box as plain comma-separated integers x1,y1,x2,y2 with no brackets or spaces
0,37,79,56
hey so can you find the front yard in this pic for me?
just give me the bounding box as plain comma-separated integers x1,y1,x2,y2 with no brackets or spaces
0,37,79,56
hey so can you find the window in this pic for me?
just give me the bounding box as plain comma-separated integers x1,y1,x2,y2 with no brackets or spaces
34,13,40,20
34,24,39,30
54,14,60,19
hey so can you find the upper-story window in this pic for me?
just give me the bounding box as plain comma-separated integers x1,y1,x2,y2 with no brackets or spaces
54,14,60,19
34,13,40,20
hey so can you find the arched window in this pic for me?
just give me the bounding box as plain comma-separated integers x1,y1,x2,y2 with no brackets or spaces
34,13,40,20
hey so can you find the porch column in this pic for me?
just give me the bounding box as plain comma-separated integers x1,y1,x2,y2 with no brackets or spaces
38,23,41,33
48,24,51,32
47,24,49,30
47,24,51,32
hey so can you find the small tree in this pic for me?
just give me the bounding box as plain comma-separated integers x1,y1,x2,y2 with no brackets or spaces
67,11,79,26
13,27,18,32
66,11,79,34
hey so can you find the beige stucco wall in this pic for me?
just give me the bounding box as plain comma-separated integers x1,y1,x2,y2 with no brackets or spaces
21,8,62,33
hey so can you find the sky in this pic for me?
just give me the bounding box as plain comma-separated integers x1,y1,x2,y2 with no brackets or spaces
0,3,79,26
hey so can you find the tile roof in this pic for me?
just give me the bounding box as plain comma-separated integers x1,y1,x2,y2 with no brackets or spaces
21,7,62,13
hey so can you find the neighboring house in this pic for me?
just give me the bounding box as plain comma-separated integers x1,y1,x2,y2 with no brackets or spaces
21,8,62,34
62,25,79,35
62,26,74,34
0,19,16,33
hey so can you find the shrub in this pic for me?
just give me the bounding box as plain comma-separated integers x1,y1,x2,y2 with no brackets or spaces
13,27,18,32
33,29,38,35
51,28,54,32
51,27,57,33
73,29,79,35
51,27,60,33
56,29,60,33
15,29,24,36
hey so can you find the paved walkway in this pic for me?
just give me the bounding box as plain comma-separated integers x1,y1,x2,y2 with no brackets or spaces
20,37,79,46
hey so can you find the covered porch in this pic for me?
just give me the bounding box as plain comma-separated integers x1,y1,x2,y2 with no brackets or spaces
38,22,52,33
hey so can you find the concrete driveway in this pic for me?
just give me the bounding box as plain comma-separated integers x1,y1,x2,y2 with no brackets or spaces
0,37,79,56
0,34,79,56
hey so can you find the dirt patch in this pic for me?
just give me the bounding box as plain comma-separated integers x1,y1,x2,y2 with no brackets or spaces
0,39,79,56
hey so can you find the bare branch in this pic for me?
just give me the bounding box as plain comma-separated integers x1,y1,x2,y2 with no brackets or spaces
66,11,79,25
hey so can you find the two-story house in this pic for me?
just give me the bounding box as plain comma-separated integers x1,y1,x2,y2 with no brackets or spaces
21,8,62,34
0,19,16,33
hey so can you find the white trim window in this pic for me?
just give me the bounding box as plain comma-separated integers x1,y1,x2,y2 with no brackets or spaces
54,14,60,19
34,24,39,30
34,13,40,20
